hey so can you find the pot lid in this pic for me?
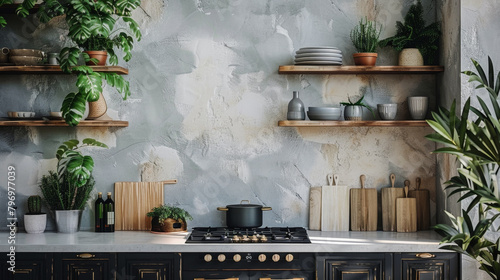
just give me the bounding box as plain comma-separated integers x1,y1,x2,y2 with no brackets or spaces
226,203,263,208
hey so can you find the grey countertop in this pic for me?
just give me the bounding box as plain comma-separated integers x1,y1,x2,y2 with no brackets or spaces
0,230,451,253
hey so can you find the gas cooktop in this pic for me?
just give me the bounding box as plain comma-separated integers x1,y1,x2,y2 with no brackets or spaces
185,227,311,243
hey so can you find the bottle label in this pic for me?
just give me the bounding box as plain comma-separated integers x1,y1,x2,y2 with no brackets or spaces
107,212,115,225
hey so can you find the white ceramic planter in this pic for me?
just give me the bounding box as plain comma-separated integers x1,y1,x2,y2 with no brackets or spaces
344,105,363,121
24,214,46,234
399,48,424,66
408,96,428,120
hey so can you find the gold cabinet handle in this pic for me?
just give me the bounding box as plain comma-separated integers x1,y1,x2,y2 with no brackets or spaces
416,253,435,259
76,253,95,259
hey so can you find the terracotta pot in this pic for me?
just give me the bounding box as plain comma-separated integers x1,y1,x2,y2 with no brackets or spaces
151,217,187,232
86,92,107,119
353,53,378,66
84,50,107,66
398,48,423,66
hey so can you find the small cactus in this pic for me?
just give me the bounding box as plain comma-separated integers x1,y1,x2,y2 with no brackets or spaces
28,195,42,214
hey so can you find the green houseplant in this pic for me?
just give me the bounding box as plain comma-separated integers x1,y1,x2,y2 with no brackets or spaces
341,95,374,121
426,57,500,279
350,17,382,66
23,195,47,234
40,138,108,232
16,0,143,126
147,205,193,233
379,0,440,65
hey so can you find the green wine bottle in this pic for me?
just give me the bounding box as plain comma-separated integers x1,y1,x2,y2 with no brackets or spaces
95,192,104,232
104,192,115,232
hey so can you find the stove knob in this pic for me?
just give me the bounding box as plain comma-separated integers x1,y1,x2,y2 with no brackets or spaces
272,254,280,262
204,254,212,262
233,254,242,262
218,254,226,262
285,254,294,262
258,254,267,262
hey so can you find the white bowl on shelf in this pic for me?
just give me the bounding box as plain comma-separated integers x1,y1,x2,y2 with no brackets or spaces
377,104,397,120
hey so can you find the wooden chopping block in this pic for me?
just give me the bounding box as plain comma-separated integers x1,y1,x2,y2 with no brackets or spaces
321,174,350,231
114,180,177,231
408,177,430,230
396,182,417,232
350,174,377,231
309,186,322,231
381,174,404,232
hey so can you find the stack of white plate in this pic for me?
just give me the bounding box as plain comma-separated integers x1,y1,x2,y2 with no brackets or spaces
294,47,342,65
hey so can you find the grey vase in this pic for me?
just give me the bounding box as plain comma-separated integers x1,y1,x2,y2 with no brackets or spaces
287,91,305,120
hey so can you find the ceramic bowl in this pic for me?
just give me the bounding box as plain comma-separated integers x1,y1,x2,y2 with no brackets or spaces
408,96,428,120
9,49,44,57
9,55,43,66
307,111,341,120
8,111,35,118
377,104,397,120
308,106,341,113
50,111,62,118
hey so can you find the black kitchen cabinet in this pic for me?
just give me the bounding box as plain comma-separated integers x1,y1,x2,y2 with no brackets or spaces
54,252,116,280
1,253,52,280
394,252,460,280
317,253,393,280
117,253,180,280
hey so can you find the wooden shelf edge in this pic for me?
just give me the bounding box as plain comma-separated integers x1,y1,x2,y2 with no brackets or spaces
278,65,444,74
0,65,129,75
278,120,430,127
0,120,129,127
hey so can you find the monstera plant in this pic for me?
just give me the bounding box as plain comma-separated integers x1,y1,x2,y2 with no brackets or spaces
16,0,142,126
426,57,500,279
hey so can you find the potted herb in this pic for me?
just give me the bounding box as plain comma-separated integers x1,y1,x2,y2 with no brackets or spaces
341,95,374,121
23,0,143,126
426,57,500,279
147,205,193,233
379,0,440,66
350,17,382,66
23,195,46,234
40,138,108,233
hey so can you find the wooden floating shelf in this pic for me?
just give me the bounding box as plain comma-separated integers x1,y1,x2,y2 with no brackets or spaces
0,4,40,14
278,65,444,74
0,120,129,127
0,65,129,75
278,120,429,127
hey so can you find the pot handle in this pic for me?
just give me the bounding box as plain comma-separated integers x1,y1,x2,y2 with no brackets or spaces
217,207,228,211
240,200,250,204
262,207,272,211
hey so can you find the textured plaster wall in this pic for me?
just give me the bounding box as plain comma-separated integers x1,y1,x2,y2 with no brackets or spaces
0,0,438,232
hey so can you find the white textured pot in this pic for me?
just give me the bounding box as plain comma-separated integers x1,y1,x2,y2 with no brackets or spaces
344,105,363,121
398,48,424,66
24,214,46,234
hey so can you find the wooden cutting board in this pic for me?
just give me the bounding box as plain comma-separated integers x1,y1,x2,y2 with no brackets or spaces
350,175,377,231
396,183,417,232
309,186,322,231
114,180,177,231
381,174,404,232
321,174,350,231
408,177,430,230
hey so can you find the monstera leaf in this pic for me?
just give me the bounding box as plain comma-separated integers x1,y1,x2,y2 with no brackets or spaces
61,92,88,126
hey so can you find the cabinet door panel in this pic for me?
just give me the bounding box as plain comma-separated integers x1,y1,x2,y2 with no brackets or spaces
1,253,52,280
54,252,115,280
317,253,392,280
117,253,180,280
394,253,460,280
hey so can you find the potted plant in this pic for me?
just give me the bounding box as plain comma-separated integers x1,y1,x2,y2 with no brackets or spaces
147,205,193,233
378,0,440,66
40,138,108,233
350,17,382,66
17,0,142,126
23,195,46,234
341,95,374,121
426,57,500,279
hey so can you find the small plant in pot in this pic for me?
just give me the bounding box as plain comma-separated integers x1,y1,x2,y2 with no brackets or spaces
378,0,440,66
40,138,108,233
341,95,374,121
350,17,382,66
147,205,193,233
24,195,46,234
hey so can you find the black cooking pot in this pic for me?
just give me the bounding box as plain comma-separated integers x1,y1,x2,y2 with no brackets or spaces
217,200,272,228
